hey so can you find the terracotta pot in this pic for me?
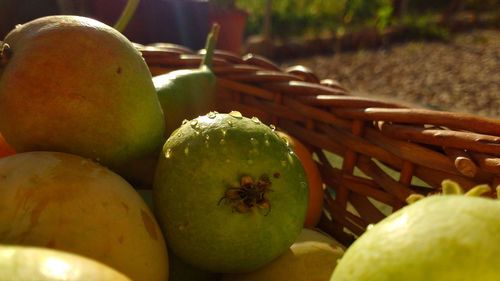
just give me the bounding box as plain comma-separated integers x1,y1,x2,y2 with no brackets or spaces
208,8,247,54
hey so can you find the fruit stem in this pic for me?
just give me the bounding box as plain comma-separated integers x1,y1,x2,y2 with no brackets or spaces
114,0,140,33
200,23,220,70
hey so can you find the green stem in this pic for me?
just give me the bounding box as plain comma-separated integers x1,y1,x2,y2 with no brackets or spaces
200,23,220,70
114,0,140,33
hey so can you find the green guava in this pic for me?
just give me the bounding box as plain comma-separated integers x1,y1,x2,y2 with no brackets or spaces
0,245,132,281
153,111,309,273
330,182,500,281
222,228,345,281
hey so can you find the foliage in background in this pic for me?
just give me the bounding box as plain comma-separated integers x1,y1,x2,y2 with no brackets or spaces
236,0,395,38
234,0,498,40
400,15,451,40
236,0,344,38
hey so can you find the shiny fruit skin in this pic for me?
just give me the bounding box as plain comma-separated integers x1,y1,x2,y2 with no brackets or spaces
153,112,309,273
331,195,500,281
0,16,165,172
0,245,132,281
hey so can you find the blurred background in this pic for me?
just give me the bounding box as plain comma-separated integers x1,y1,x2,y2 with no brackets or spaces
1,0,499,118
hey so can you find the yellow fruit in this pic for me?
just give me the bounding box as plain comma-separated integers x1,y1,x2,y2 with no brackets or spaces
222,228,344,281
0,245,132,281
0,152,168,281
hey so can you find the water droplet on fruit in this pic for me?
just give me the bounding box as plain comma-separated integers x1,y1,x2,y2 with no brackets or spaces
264,134,270,146
250,137,258,146
182,119,189,125
207,111,217,119
227,120,233,127
205,134,210,141
229,110,243,118
219,139,226,145
165,149,172,159
287,152,294,163
251,116,261,124
184,147,189,155
190,120,198,127
280,136,289,146
270,124,276,131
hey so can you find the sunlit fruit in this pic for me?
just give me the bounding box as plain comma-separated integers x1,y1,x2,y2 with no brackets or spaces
153,111,308,273
331,181,500,281
0,245,132,281
0,15,165,173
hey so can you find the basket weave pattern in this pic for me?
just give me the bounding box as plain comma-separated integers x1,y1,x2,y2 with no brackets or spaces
138,44,500,246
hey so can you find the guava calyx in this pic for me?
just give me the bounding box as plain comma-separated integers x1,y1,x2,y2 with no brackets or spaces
406,179,500,205
218,174,275,215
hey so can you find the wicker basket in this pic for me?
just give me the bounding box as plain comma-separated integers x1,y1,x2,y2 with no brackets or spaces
137,43,500,247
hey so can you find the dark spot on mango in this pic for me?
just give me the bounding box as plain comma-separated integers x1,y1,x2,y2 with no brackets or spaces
116,66,122,74
141,209,158,241
121,202,130,212
273,172,280,178
118,235,124,244
46,239,56,247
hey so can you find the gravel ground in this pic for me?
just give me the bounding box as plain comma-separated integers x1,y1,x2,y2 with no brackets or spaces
281,29,500,119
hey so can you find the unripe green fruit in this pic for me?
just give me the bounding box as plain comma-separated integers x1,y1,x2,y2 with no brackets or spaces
153,111,309,273
331,185,500,281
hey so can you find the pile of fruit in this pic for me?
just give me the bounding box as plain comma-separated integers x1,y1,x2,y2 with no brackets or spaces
1,1,499,280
